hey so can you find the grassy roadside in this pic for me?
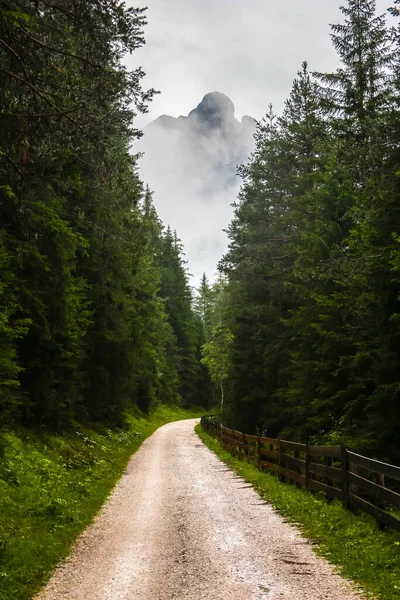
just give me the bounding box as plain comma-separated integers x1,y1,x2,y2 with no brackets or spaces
196,424,400,600
0,405,202,600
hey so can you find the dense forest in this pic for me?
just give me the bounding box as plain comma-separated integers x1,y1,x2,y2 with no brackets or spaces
0,1,210,433
1,0,400,465
199,0,400,463
3,3,400,599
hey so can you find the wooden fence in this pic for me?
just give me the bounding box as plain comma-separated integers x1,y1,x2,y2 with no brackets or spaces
200,416,400,532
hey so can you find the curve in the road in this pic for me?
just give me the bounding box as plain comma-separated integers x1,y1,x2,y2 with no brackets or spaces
36,419,366,600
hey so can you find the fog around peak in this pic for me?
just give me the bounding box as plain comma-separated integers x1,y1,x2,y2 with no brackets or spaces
136,92,256,284
128,0,391,287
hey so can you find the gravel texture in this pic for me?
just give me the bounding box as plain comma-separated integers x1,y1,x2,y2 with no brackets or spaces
36,419,366,600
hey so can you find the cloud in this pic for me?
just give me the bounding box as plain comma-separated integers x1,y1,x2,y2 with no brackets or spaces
136,93,255,285
128,0,393,286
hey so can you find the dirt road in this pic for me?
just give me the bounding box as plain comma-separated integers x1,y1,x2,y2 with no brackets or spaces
36,419,365,600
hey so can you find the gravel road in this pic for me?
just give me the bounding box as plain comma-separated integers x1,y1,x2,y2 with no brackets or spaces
36,419,366,600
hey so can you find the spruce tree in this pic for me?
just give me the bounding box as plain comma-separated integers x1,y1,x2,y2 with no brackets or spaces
315,0,391,137
157,229,200,406
0,1,165,428
194,273,214,338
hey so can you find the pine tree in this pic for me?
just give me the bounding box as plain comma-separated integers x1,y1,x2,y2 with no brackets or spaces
157,228,200,406
220,65,331,434
315,0,391,138
194,273,214,338
0,1,160,427
220,103,291,432
217,1,400,460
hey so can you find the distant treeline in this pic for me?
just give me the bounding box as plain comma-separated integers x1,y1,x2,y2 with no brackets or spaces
198,0,400,463
0,1,211,431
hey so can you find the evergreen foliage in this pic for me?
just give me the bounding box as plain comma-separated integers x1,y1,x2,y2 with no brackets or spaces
203,1,400,462
0,1,206,432
2,0,400,463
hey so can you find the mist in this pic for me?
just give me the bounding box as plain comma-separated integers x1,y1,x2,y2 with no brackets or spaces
136,92,256,285
130,0,393,287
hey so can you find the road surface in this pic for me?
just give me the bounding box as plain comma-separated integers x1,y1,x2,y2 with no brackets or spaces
36,419,365,600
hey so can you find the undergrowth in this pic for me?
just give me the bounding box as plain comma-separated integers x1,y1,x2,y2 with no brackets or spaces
196,424,400,600
0,405,202,600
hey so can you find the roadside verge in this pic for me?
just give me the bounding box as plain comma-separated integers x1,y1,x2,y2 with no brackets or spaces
196,424,400,600
0,405,203,600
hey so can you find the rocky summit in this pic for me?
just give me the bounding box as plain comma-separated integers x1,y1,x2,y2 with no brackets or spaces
141,92,256,192
188,92,235,128
137,92,256,281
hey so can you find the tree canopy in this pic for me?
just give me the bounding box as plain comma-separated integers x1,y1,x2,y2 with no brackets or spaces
2,1,400,464
200,0,400,463
0,1,207,431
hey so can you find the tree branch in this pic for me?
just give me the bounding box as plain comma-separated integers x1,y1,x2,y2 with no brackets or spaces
18,28,104,71
1,151,24,178
3,109,82,118
0,67,98,145
0,37,31,82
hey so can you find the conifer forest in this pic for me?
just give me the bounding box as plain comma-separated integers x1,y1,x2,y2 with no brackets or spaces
1,0,400,467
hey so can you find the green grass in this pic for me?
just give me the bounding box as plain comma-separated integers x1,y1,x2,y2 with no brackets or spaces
0,405,202,600
196,424,400,600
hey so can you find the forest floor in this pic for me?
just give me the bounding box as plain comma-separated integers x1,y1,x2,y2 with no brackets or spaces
35,419,366,600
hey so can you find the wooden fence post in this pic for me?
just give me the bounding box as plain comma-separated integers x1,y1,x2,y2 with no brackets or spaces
341,445,348,510
257,436,261,469
325,455,333,503
309,445,316,495
294,449,301,488
349,463,358,497
278,438,284,481
305,438,310,490
377,472,386,512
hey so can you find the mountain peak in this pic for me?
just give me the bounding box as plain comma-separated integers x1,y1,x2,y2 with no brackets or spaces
188,92,235,128
146,92,254,134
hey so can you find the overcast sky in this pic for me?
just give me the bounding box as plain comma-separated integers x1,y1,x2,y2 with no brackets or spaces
126,0,393,286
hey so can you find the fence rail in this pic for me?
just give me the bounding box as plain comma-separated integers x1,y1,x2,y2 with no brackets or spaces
200,416,400,532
